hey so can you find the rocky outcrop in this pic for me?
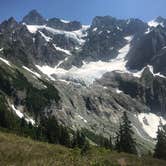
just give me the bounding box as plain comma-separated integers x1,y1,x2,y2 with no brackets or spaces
127,26,166,70
47,18,82,31
96,68,166,115
22,10,47,25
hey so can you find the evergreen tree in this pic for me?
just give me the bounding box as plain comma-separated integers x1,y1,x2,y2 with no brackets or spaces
154,124,166,160
72,130,86,148
99,135,113,149
81,140,90,155
108,136,113,150
115,112,137,154
46,116,60,144
115,123,123,151
0,95,18,130
59,126,71,147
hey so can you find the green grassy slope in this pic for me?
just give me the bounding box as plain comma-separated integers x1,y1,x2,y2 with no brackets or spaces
0,131,166,166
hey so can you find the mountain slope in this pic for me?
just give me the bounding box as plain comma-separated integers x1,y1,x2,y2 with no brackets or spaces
1,10,166,153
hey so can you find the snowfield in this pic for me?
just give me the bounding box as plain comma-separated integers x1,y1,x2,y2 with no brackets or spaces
11,104,35,125
36,36,133,85
33,25,166,85
138,112,166,138
37,35,161,85
26,24,89,45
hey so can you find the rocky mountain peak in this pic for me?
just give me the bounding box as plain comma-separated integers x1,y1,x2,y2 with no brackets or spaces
0,17,18,31
22,9,46,25
91,16,147,36
124,18,148,34
155,16,166,23
47,18,82,31
91,16,119,29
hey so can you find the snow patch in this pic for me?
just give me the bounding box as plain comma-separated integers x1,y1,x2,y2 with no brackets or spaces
0,48,3,52
145,28,151,34
11,104,24,118
23,66,41,78
60,19,70,24
26,25,43,33
53,44,71,55
132,65,166,78
25,117,35,125
98,31,103,35
132,68,146,78
26,24,88,45
93,27,98,32
115,88,123,94
76,114,87,123
138,112,166,138
148,65,166,78
132,125,155,143
148,20,164,27
162,46,166,49
39,31,52,42
11,105,35,125
117,26,122,31
148,20,159,27
33,37,35,43
124,36,132,41
0,57,11,66
127,19,131,25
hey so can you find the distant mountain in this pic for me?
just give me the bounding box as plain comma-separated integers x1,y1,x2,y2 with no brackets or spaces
1,10,166,153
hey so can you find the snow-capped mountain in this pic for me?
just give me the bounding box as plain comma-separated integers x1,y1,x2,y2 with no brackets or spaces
1,10,166,153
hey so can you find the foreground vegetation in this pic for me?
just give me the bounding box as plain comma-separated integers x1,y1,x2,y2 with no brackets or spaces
0,131,166,166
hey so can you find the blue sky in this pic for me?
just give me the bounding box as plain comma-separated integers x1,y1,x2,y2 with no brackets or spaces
0,0,166,24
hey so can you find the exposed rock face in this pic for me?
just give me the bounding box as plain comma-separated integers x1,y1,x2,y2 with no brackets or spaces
59,16,148,67
155,16,166,27
23,10,82,31
127,26,166,71
0,16,80,67
22,10,47,25
2,10,166,77
96,68,166,115
47,18,82,31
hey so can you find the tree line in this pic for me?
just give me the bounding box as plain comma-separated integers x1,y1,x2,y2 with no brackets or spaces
0,98,166,159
